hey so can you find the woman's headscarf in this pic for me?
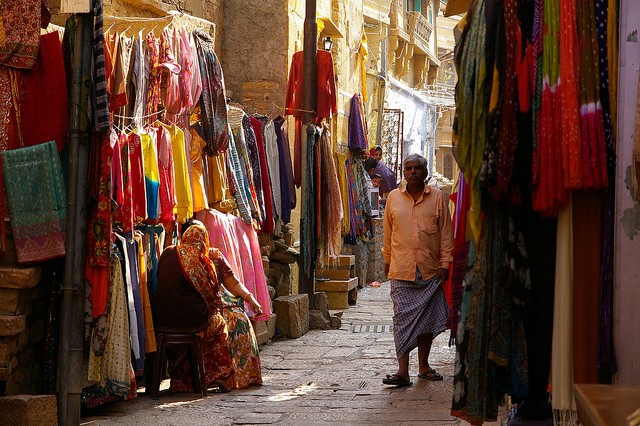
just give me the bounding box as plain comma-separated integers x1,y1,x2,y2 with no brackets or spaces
177,223,220,313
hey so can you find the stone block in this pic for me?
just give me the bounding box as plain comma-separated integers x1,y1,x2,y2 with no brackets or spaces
274,294,309,338
17,329,29,349
0,314,26,337
283,231,294,247
265,313,276,339
309,310,331,330
251,320,269,345
0,267,41,290
313,292,331,320
0,338,17,366
0,367,9,381
0,394,58,426
315,278,358,309
267,285,276,300
275,283,290,298
0,289,20,315
258,233,271,247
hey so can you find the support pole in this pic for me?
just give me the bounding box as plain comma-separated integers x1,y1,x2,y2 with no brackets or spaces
57,14,91,426
299,0,318,305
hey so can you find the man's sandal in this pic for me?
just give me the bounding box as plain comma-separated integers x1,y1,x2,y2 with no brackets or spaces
417,368,443,381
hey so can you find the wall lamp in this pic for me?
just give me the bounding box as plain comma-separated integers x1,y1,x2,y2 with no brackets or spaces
323,36,333,51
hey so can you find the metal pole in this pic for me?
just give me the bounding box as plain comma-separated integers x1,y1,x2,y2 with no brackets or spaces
57,13,90,426
299,0,318,305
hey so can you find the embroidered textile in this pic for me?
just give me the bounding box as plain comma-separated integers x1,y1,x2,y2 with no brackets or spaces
0,0,41,69
2,141,66,264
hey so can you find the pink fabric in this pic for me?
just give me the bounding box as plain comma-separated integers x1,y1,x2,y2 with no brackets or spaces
110,130,124,207
156,125,176,221
232,218,271,321
128,132,147,221
196,209,271,320
196,209,245,285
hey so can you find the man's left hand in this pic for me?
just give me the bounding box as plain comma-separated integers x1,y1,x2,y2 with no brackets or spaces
433,268,449,285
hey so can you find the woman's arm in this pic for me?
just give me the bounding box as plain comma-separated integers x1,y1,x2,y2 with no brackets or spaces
221,274,263,316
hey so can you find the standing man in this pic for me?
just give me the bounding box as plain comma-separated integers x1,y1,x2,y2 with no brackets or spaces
382,153,453,386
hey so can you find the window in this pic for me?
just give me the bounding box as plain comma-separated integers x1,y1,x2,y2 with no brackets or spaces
407,0,421,12
444,154,453,180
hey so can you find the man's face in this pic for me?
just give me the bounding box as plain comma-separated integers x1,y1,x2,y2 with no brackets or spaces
373,150,382,161
371,177,381,188
403,159,427,183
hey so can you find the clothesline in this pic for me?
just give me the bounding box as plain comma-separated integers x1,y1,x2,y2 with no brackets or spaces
112,109,166,120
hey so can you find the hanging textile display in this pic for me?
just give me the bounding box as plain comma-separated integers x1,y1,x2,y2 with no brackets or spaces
2,141,66,264
450,0,619,422
285,49,337,187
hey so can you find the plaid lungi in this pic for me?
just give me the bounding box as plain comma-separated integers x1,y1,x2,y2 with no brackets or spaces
390,269,449,359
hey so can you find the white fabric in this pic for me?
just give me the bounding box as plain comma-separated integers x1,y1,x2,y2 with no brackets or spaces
551,195,578,425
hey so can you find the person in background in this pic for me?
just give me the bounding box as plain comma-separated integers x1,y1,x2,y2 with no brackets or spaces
381,153,453,387
369,146,398,196
152,221,263,392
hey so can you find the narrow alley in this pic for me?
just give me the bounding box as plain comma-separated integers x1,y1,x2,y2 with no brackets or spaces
80,282,481,425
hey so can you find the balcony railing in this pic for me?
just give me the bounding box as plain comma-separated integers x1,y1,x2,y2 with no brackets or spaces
406,11,433,55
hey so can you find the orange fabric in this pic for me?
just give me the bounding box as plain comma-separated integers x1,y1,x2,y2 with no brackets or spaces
176,224,220,314
559,0,582,189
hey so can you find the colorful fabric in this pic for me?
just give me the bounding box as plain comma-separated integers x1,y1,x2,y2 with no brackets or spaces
390,271,449,359
318,123,343,262
221,293,263,389
141,129,160,221
193,29,229,155
0,0,41,69
176,224,221,314
87,254,133,397
452,204,532,424
249,116,275,233
2,140,66,264
453,1,487,243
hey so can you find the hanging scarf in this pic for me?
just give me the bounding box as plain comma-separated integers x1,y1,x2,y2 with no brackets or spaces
453,0,487,244
576,0,608,190
193,29,229,155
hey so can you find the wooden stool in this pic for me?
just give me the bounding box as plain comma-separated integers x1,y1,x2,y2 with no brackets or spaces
149,327,207,399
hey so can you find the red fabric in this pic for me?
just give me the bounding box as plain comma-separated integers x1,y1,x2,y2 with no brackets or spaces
286,51,337,190
285,50,337,119
128,133,147,222
18,31,68,151
249,117,275,234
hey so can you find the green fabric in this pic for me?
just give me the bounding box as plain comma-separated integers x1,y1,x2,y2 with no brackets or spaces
2,141,66,263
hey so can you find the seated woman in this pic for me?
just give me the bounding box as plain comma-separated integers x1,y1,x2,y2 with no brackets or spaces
152,222,263,392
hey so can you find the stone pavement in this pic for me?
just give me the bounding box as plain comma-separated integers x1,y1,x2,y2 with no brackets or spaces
81,282,502,425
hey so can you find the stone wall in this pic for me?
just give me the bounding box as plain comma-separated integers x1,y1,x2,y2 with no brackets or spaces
0,225,52,396
222,0,289,112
